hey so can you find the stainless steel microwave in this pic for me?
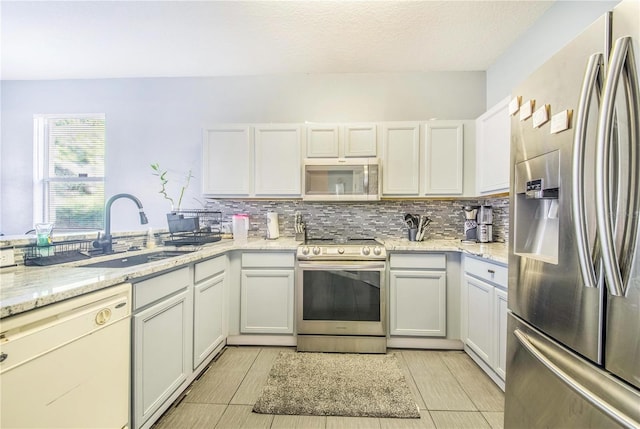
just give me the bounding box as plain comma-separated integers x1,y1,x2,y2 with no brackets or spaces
303,158,380,201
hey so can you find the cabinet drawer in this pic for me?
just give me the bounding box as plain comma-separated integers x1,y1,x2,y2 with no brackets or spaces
134,267,190,310
464,256,507,287
389,253,446,269
242,252,294,268
194,255,226,283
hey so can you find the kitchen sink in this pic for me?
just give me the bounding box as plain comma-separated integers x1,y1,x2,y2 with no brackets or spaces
80,250,195,268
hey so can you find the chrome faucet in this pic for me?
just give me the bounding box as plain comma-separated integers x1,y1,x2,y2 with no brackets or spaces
93,193,148,253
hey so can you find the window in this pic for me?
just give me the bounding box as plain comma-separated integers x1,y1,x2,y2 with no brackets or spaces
34,114,105,230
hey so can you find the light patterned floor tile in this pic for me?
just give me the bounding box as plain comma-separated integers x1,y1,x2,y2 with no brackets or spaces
439,351,504,411
481,412,504,429
152,403,227,429
429,411,491,429
271,414,326,428
326,416,382,428
214,404,273,429
394,351,428,410
152,347,506,429
231,347,289,405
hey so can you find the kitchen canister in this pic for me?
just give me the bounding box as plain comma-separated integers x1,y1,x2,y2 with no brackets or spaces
266,212,280,239
232,214,249,244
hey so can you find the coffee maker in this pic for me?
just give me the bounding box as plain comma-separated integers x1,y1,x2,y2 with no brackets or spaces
477,205,493,243
462,206,479,242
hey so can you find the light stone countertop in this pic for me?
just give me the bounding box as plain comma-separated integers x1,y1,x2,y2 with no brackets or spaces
381,239,508,265
0,237,507,319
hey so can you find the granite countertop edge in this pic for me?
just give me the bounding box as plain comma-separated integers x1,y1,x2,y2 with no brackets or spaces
0,237,507,319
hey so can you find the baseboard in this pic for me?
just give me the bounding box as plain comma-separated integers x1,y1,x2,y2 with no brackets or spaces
227,335,465,350
387,337,464,350
227,334,297,346
464,345,505,391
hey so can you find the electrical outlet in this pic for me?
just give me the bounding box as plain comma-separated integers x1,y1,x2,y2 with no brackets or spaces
0,248,15,267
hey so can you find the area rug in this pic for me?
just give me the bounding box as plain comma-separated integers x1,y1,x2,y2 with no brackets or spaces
252,352,420,418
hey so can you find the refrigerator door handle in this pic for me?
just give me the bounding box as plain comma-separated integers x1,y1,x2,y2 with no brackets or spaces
595,36,640,297
572,52,604,289
514,329,638,428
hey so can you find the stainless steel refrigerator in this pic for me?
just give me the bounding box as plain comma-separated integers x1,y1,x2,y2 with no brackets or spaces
505,1,640,427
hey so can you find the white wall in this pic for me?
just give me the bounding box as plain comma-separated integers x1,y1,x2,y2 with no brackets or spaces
486,0,620,108
0,72,485,235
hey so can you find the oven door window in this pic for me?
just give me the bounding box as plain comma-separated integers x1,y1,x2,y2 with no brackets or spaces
302,270,380,321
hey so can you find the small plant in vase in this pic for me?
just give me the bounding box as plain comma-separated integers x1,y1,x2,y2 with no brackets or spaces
151,163,196,232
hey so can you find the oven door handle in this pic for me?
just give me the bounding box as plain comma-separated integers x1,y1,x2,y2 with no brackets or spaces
297,261,386,270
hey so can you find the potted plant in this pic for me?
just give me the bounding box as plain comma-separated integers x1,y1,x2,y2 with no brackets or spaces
151,163,197,232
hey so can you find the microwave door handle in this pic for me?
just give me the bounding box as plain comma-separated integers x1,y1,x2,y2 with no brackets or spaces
596,36,640,297
572,52,604,289
363,165,369,194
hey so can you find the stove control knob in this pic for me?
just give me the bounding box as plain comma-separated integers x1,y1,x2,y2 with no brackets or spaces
301,246,310,255
312,246,321,255
362,246,371,255
338,248,345,254
373,246,382,256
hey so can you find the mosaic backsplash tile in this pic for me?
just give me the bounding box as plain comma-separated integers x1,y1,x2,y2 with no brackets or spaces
205,197,509,243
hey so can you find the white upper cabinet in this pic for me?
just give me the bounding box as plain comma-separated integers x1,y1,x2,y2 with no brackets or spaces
382,122,421,195
254,124,302,196
382,121,469,197
203,124,302,198
476,97,510,195
306,123,377,158
306,124,340,157
423,122,464,195
202,126,252,196
343,123,377,157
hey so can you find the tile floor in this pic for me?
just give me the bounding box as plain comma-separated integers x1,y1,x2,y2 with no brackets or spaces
153,346,504,429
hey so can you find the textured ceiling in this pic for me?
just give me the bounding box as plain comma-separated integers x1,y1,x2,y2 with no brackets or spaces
1,1,554,80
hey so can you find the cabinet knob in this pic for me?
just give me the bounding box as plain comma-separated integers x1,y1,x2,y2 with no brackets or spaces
0,352,7,363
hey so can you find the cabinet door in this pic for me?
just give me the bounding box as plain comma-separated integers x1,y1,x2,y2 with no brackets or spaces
476,97,510,194
241,269,294,334
344,123,377,157
494,288,508,380
463,274,494,364
382,122,420,195
424,122,464,195
193,272,225,369
133,290,191,428
202,126,252,196
389,270,447,337
254,125,301,196
306,125,339,157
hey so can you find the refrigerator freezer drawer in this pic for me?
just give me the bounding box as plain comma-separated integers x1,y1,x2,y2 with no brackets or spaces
505,313,640,429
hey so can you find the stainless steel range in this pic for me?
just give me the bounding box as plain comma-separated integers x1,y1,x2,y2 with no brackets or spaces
296,238,387,353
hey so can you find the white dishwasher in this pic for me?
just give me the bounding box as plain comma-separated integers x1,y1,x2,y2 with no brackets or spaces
0,283,131,429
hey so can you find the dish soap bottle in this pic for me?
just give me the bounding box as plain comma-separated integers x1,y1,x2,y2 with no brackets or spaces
146,227,156,249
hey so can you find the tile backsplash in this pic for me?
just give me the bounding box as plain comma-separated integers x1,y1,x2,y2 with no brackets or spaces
205,197,509,243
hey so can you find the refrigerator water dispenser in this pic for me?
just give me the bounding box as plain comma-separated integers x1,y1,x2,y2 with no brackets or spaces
514,151,560,264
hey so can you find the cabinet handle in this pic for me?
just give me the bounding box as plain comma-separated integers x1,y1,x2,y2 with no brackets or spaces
0,352,7,363
487,269,495,274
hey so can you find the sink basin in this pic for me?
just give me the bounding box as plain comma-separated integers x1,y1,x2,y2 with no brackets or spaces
80,250,195,268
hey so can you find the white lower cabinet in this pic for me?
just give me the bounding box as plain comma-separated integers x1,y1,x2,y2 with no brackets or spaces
462,255,508,389
389,253,447,337
132,257,228,429
240,252,295,334
463,274,494,362
494,288,508,380
132,267,192,429
193,255,227,369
